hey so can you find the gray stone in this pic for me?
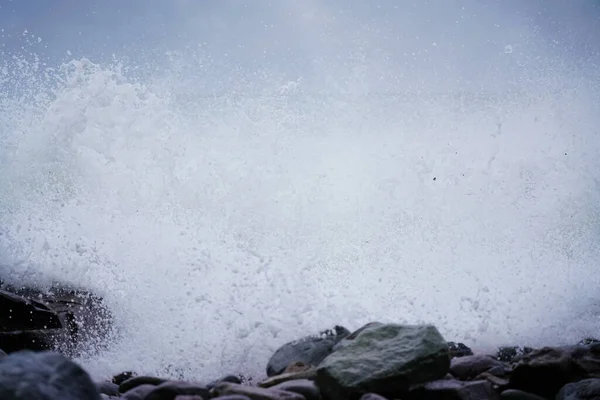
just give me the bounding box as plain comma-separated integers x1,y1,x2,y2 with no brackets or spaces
211,382,306,400
316,323,450,400
411,379,499,399
267,325,350,377
121,383,157,400
0,350,100,400
359,394,389,400
144,381,210,400
207,374,242,389
473,372,509,390
259,368,318,388
500,389,546,400
119,375,166,393
284,362,314,374
0,349,6,359
96,381,120,396
271,379,320,400
510,345,600,398
450,354,507,380
556,378,600,400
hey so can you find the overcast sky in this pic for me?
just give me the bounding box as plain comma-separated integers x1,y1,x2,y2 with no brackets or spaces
1,0,599,94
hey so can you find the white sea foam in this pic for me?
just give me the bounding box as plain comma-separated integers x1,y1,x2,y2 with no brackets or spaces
1,1,600,382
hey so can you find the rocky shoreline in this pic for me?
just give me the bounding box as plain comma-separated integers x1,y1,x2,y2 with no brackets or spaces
1,320,600,400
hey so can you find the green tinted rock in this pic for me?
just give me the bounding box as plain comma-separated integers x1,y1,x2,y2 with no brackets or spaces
316,323,450,400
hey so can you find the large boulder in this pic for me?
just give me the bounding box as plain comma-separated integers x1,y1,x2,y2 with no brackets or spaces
266,325,351,377
0,283,111,355
0,350,100,400
316,323,450,400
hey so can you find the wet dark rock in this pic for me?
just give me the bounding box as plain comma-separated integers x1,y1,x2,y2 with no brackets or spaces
259,368,318,388
0,284,112,355
266,325,350,377
144,380,210,400
121,383,158,400
285,361,314,374
556,378,600,400
119,375,167,393
96,380,120,396
330,322,383,352
211,381,306,400
316,323,450,400
207,374,243,389
509,346,575,398
0,349,6,358
450,354,507,380
0,350,100,400
509,345,600,398
473,371,509,390
359,394,389,400
499,389,546,399
271,379,320,400
211,396,252,400
409,379,499,400
578,338,600,346
572,342,600,375
495,346,534,363
447,342,474,359
113,370,137,385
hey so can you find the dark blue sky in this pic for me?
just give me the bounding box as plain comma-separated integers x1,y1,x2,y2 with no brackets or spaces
1,1,599,94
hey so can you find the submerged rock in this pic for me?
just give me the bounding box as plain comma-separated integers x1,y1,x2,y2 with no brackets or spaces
316,323,450,400
266,325,350,377
0,350,100,400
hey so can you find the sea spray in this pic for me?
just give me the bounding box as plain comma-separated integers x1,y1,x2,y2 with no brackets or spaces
1,1,600,382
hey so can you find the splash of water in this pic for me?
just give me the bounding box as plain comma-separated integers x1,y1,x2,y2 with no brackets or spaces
1,4,600,382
